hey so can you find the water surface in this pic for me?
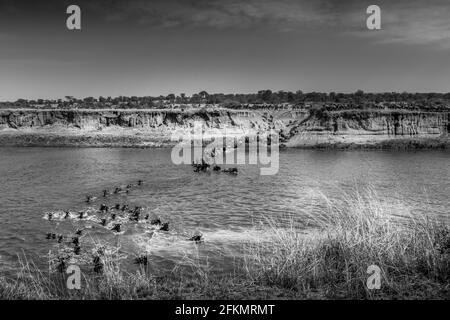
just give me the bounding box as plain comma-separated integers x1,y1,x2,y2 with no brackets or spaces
0,147,449,275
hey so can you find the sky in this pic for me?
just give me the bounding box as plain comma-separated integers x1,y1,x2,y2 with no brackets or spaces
0,0,449,101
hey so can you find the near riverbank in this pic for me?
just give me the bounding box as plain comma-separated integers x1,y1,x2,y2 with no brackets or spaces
1,188,449,300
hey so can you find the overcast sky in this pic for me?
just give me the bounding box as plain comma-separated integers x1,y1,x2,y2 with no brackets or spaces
0,0,449,100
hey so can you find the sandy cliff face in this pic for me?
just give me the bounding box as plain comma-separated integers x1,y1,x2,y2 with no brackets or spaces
284,110,449,147
0,109,265,130
0,108,448,147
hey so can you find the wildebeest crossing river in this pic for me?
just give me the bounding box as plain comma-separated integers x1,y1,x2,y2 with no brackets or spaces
0,147,449,276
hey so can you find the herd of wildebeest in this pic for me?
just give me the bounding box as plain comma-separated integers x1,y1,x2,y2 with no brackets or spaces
43,160,237,273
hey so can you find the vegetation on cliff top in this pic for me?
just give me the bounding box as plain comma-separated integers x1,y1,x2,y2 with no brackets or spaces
2,90,450,111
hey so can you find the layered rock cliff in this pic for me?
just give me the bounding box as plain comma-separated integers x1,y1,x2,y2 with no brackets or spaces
0,108,449,148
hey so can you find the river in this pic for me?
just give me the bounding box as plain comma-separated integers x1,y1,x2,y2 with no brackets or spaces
0,147,449,276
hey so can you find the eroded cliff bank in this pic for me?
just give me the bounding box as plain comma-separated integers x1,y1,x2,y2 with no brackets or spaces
0,108,449,148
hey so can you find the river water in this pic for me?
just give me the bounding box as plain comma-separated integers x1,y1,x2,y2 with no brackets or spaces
0,147,449,275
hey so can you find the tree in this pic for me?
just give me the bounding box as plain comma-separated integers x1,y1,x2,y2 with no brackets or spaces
257,90,273,103
166,94,175,102
355,90,364,96
191,93,201,104
199,91,209,99
329,92,336,102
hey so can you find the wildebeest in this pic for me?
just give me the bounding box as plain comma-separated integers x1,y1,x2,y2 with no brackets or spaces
222,168,238,174
160,222,169,231
111,224,121,233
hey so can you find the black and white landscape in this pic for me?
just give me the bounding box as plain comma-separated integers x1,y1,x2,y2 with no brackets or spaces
0,0,449,301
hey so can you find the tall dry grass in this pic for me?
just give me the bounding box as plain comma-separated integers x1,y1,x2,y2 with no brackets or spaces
243,188,450,299
0,242,249,300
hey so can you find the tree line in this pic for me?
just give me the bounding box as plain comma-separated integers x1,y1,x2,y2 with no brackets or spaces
1,90,450,110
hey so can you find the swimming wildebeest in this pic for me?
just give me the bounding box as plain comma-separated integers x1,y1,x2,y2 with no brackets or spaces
72,237,79,245
193,159,210,172
222,168,238,174
129,206,143,221
111,224,121,233
134,255,148,266
188,234,203,243
150,218,161,225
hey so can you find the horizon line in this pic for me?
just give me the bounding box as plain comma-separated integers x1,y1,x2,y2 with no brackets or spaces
2,90,450,103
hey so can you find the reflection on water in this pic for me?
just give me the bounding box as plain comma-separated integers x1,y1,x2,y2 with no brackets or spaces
0,147,449,275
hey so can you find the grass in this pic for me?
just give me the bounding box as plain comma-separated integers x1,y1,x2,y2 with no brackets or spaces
1,188,449,300
295,138,450,150
243,188,450,299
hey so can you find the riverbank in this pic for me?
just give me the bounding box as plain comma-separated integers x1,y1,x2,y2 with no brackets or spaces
0,108,449,149
0,131,449,149
0,131,172,148
1,188,449,300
